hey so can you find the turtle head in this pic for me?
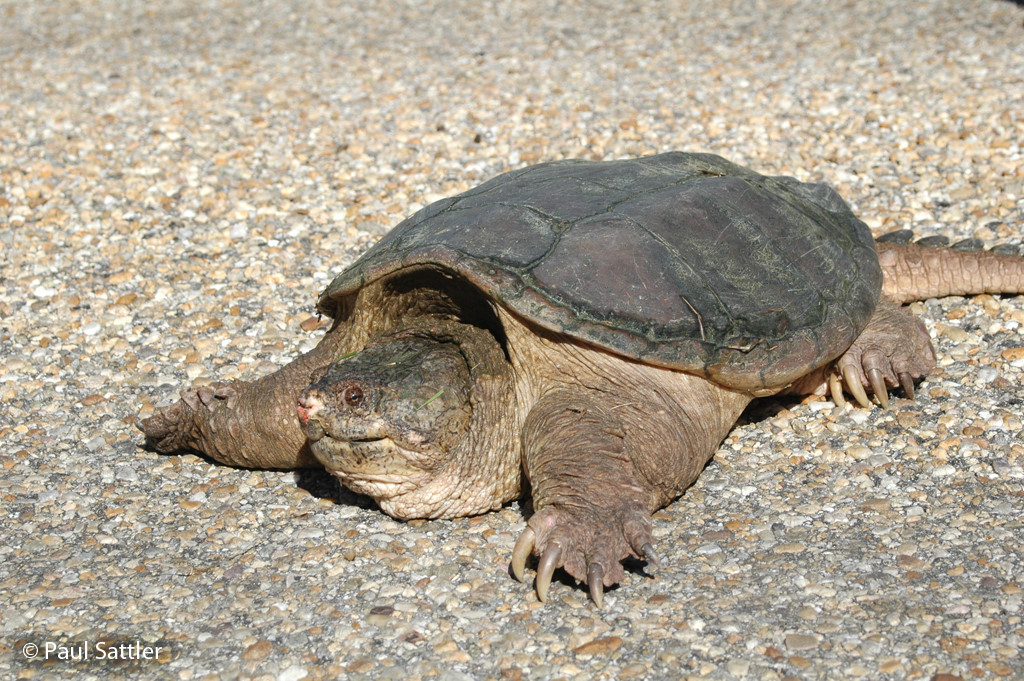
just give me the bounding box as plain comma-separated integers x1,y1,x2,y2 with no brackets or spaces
297,331,475,517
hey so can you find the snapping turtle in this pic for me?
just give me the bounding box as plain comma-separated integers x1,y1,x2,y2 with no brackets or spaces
142,152,1024,605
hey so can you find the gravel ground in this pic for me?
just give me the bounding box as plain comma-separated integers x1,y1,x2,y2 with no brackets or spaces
2,1,1023,679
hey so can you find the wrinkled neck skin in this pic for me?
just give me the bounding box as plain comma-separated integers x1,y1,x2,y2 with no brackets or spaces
307,276,521,520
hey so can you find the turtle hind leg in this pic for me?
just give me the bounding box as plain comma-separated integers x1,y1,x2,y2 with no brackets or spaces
830,296,936,408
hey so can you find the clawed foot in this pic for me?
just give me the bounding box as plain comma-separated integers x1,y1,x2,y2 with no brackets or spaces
509,501,660,607
827,297,936,409
141,382,239,453
828,347,918,409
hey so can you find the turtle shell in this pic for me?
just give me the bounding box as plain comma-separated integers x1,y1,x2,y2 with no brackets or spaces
319,152,881,392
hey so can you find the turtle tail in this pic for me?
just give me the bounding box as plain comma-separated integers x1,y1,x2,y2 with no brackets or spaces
876,241,1024,304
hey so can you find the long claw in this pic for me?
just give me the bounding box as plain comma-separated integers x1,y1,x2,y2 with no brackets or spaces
828,373,846,408
536,544,562,603
898,372,915,400
867,367,889,408
587,564,604,608
511,527,535,583
641,543,662,569
843,365,871,409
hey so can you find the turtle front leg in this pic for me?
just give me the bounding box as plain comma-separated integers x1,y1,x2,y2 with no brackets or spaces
512,391,659,607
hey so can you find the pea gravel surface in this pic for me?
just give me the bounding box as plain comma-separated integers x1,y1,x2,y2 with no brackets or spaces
2,1,1023,680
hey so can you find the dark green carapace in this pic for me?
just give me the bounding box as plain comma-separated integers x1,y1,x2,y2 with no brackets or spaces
320,152,881,391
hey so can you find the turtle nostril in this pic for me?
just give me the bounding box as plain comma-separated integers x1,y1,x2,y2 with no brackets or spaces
297,395,321,424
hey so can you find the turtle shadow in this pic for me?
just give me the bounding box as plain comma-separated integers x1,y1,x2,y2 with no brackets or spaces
735,394,795,427
294,467,378,510
139,437,380,510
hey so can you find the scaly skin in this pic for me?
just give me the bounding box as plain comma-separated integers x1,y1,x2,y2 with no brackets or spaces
500,312,752,606
878,242,1024,303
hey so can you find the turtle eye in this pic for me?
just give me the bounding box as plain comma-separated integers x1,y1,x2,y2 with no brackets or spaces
342,385,364,407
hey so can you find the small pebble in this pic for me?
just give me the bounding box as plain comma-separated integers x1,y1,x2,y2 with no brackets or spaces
785,634,820,651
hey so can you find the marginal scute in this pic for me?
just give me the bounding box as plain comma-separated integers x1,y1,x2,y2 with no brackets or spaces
990,244,1022,257
952,238,984,252
915,235,950,248
320,152,882,391
875,229,914,244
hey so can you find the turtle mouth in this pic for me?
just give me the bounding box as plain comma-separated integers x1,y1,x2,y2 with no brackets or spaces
310,435,433,511
311,433,393,460
308,431,429,471
299,414,388,447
